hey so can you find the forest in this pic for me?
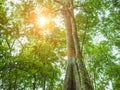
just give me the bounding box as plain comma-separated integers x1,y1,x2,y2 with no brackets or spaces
0,0,120,90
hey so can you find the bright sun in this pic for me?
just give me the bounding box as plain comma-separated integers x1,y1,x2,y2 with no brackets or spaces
36,16,46,27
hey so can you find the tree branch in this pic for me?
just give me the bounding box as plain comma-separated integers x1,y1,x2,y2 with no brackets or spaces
81,16,89,53
54,0,63,5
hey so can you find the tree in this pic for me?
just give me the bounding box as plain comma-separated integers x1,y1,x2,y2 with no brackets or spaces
0,0,64,89
0,0,119,90
54,0,93,90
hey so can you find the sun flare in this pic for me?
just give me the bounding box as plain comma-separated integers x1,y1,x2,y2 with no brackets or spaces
36,16,46,27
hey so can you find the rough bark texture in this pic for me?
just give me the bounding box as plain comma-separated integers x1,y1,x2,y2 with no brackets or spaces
62,1,81,90
54,0,93,90
73,63,81,90
62,3,76,89
70,1,93,90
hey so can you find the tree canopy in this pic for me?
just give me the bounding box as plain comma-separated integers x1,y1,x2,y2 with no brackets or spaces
0,0,120,90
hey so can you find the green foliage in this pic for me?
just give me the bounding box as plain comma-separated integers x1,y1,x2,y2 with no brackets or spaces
0,0,119,89
78,0,120,89
0,0,65,89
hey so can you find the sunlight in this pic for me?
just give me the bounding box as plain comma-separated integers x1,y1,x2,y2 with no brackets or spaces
42,29,51,35
36,16,46,27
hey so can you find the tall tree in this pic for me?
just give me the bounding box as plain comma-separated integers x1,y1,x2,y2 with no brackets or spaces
54,0,93,90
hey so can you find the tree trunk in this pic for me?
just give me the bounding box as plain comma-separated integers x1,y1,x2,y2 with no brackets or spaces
62,1,81,90
70,1,93,90
14,74,18,90
43,76,46,90
33,74,36,90
54,0,93,90
62,8,76,90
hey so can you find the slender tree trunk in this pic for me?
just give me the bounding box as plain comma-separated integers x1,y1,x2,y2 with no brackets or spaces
49,72,54,89
14,74,18,90
93,70,96,90
33,74,36,90
43,76,46,90
8,83,12,90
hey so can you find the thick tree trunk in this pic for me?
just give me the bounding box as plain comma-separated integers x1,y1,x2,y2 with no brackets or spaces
70,1,93,90
62,1,81,90
62,4,76,90
54,0,93,90
73,63,81,90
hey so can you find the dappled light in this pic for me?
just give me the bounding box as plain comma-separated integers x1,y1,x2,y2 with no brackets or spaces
0,0,120,90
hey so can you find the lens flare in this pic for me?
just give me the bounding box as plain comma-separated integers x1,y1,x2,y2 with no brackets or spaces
36,16,46,27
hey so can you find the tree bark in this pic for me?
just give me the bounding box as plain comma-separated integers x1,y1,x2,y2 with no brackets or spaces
54,0,93,90
62,5,76,90
70,1,93,90
62,1,81,90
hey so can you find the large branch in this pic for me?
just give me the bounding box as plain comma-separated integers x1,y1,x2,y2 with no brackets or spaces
54,0,63,5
